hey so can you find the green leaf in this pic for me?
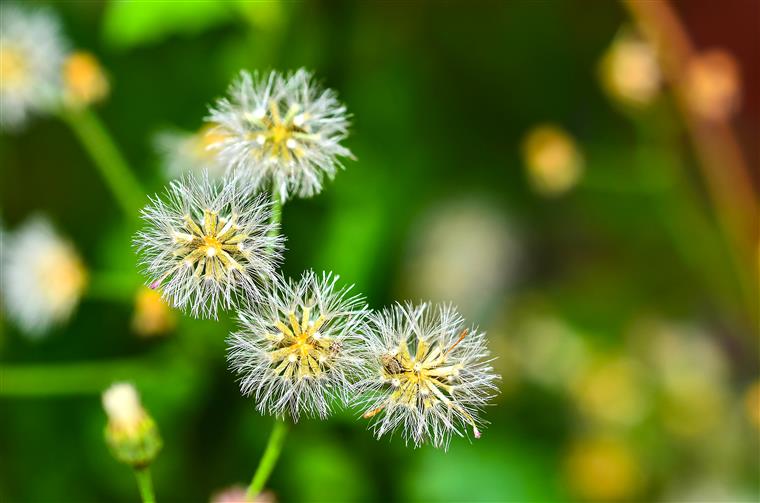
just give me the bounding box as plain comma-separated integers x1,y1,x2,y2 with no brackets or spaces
102,1,236,49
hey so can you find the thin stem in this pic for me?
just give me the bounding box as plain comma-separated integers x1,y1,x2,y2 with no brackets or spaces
1,358,155,396
60,107,145,218
86,271,141,302
246,420,288,500
134,467,156,503
269,183,282,237
622,0,758,330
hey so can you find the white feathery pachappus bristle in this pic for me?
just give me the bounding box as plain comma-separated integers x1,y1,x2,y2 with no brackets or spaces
207,69,353,201
134,172,284,319
356,301,500,450
227,270,368,421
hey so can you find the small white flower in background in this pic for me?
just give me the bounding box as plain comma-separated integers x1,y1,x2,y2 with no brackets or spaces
0,3,67,131
154,123,228,180
228,270,368,421
1,215,87,336
401,199,520,319
135,173,284,319
357,302,499,450
208,69,353,201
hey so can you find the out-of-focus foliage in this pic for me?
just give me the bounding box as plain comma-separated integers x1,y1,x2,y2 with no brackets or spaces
1,1,757,502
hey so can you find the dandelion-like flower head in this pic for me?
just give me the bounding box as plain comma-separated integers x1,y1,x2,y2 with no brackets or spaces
358,302,499,449
135,174,284,318
0,4,67,130
208,69,352,201
228,271,367,421
1,215,87,336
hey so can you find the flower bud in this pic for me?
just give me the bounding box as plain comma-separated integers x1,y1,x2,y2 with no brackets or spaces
685,49,741,122
102,383,162,468
132,287,175,337
63,51,109,108
599,29,661,108
521,125,584,196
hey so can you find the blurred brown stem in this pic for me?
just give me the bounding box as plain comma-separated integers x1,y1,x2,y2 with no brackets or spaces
622,0,759,329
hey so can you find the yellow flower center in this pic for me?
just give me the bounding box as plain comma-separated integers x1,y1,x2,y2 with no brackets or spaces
0,46,28,91
244,100,312,163
380,335,465,411
267,306,333,380
170,209,250,282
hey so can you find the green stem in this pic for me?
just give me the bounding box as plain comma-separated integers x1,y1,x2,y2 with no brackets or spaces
0,358,155,396
60,107,145,218
134,467,156,503
269,183,282,237
246,420,288,499
86,271,141,302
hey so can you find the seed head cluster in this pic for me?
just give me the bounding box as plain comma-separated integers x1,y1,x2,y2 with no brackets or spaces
128,67,501,450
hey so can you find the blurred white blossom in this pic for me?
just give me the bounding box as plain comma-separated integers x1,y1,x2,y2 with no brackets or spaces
0,3,67,130
1,215,87,336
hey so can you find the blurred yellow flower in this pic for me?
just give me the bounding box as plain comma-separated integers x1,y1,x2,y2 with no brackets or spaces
63,51,109,107
565,436,642,502
743,379,760,430
521,125,583,196
599,29,661,108
571,356,651,428
685,49,741,122
132,287,175,337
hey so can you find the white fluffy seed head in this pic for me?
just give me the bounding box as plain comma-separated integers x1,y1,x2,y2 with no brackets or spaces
1,215,87,336
134,172,285,319
356,302,500,450
0,3,68,131
227,270,369,421
207,69,354,201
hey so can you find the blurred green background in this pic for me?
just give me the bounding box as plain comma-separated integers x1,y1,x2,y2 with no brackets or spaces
1,1,758,502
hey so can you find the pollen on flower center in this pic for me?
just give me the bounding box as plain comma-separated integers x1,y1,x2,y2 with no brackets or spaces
243,99,307,163
168,208,250,282
268,306,333,380
381,336,466,411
